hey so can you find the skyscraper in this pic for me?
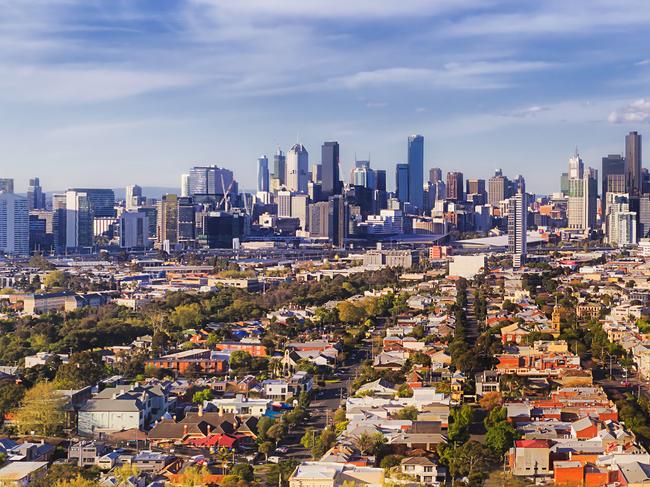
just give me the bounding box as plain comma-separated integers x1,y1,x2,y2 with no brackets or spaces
626,131,642,196
508,188,527,269
429,167,442,184
0,179,14,194
395,164,409,203
0,193,29,255
488,170,509,207
177,196,195,244
606,193,637,246
407,135,424,210
568,168,598,231
376,170,387,192
328,194,347,248
125,184,142,210
446,171,464,202
322,141,340,198
601,154,625,216
273,147,286,186
466,179,486,204
257,155,270,193
180,174,190,197
120,211,148,249
568,149,584,180
68,188,116,217
65,190,93,248
157,194,179,247
286,144,309,193
188,166,235,197
351,160,376,189
27,178,45,210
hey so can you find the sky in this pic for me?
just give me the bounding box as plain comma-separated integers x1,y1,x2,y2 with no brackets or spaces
3,0,650,195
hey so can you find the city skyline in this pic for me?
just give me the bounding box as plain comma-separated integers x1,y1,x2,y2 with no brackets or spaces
2,1,650,193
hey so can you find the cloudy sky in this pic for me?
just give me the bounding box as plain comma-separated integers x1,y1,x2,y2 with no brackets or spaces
3,0,650,194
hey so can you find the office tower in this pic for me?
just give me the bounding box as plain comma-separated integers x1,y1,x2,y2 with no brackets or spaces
328,195,347,247
474,205,492,234
568,168,598,231
286,144,309,194
180,174,190,197
0,179,14,194
52,194,67,253
65,190,93,248
309,201,330,237
276,190,292,218
68,188,116,217
446,171,463,202
568,149,584,179
560,173,569,196
311,164,322,183
508,189,527,268
395,164,409,203
626,131,642,196
0,193,29,255
257,155,270,193
606,193,637,246
351,160,376,189
177,197,195,244
119,211,148,248
308,181,322,203
291,194,309,230
638,195,650,239
376,170,387,192
27,178,45,210
407,135,424,210
157,194,179,246
188,166,235,197
273,147,286,186
198,212,248,249
125,184,142,210
601,154,625,216
429,167,442,184
466,179,486,204
29,213,51,254
488,170,509,206
322,141,340,198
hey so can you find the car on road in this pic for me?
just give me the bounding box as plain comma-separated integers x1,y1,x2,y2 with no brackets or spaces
268,456,281,464
275,447,289,454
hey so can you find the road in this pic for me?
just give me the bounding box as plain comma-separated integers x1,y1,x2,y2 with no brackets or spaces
279,329,374,460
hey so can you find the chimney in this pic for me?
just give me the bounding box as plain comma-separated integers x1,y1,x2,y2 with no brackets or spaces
183,424,188,435
198,404,203,417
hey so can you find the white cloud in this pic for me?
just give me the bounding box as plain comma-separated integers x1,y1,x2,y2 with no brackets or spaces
608,98,650,123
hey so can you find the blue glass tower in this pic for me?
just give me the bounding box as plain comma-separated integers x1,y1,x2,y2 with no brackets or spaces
407,135,424,211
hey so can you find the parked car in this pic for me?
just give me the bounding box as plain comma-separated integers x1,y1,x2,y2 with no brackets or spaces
268,456,281,464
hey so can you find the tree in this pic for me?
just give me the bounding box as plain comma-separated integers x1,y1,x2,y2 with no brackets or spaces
257,416,274,442
379,454,404,469
31,465,97,487
479,391,503,412
43,270,67,289
54,476,99,487
14,381,66,436
337,302,367,325
0,382,25,421
258,441,274,461
266,422,287,445
397,383,413,398
192,389,214,404
312,428,337,459
485,421,518,456
231,463,254,482
396,406,418,420
229,351,253,374
353,431,385,456
170,303,203,329
54,351,106,389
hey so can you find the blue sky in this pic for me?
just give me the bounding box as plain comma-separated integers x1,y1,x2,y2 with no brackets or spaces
3,0,650,194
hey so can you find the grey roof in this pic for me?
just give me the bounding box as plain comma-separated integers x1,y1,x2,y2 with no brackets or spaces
80,398,142,413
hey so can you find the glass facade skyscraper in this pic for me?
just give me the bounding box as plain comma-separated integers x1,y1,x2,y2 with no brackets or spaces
407,135,424,210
